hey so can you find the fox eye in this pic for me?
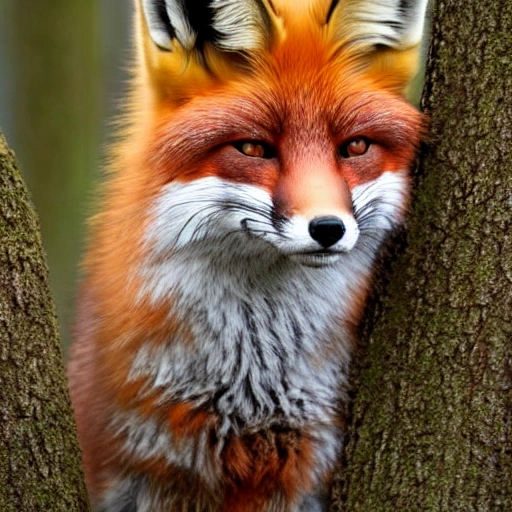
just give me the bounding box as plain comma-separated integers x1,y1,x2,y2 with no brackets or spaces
234,141,275,159
339,137,371,158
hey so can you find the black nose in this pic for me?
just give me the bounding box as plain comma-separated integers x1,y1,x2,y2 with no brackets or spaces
308,216,345,248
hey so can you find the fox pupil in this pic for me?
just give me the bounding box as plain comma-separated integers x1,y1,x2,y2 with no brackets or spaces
236,141,274,159
339,137,370,158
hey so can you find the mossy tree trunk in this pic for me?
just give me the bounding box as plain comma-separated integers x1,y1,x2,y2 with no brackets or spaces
0,133,89,511
330,1,512,510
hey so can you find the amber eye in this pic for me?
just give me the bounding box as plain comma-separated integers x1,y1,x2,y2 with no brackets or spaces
234,141,275,159
339,137,371,158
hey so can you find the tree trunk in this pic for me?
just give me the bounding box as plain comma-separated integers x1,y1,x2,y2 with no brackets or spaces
330,1,512,510
0,133,89,511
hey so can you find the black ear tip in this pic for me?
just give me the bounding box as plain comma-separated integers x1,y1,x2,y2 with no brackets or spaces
143,0,273,56
326,0,340,24
142,0,224,53
180,0,221,51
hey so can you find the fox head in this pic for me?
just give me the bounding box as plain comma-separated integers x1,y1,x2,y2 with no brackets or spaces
114,0,427,272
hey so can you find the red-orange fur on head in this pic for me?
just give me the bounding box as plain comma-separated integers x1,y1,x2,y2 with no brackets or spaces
127,23,424,226
135,0,424,104
130,1,425,191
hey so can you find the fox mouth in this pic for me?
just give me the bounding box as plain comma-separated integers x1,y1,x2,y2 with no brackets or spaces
289,250,342,268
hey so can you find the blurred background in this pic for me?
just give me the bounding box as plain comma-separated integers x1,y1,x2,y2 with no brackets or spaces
0,1,133,352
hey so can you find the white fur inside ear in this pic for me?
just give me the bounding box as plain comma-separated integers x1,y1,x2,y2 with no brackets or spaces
211,0,271,51
141,0,196,51
142,0,173,50
331,0,429,49
165,0,196,50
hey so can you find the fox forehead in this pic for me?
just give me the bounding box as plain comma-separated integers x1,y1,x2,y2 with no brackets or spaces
150,18,422,137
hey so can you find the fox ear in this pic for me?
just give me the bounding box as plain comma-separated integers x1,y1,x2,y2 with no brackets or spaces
327,0,429,50
141,0,277,54
327,0,429,92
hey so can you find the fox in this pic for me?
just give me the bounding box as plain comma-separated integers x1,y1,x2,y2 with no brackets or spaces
67,0,428,511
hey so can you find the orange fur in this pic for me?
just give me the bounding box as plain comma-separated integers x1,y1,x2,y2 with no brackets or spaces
222,429,316,510
168,403,214,439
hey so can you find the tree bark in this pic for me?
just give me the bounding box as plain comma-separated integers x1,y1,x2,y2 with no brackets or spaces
331,1,512,510
0,133,89,510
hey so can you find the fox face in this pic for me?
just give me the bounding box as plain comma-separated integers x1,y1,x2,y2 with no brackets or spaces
69,1,428,511
136,2,424,274
143,86,421,272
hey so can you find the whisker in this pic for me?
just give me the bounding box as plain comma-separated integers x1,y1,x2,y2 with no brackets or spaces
215,229,247,246
190,210,226,244
241,217,273,227
221,201,273,221
241,216,291,240
175,205,221,244
245,228,278,237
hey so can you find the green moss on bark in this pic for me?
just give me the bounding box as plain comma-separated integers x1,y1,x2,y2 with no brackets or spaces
0,133,89,510
331,1,512,510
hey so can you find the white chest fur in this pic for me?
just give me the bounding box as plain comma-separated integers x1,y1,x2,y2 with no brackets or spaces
134,251,357,428
115,173,404,485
